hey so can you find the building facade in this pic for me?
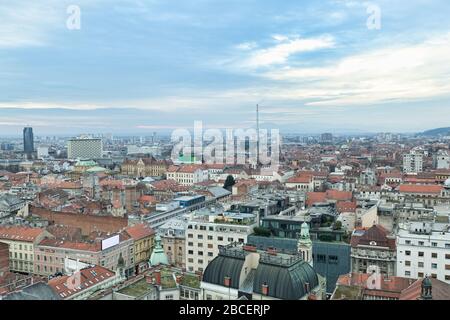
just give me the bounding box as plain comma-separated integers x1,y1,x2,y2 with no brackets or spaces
396,221,450,283
67,137,103,159
350,225,397,276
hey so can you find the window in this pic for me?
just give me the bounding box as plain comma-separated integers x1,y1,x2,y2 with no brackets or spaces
198,259,203,264
431,263,438,269
446,265,450,270
198,243,203,248
418,262,424,268
316,254,326,263
405,261,411,266
418,252,424,257
405,251,411,256
208,252,213,257
329,255,338,264
198,251,203,256
227,237,234,242
188,233,193,238
431,274,437,279
431,242,438,247
218,236,223,241
446,275,450,281
418,272,424,278
432,253,438,259
188,242,193,247
418,241,424,246
405,240,411,245
207,244,213,249
446,254,450,259
197,235,203,240
405,271,411,276
188,258,193,263
188,250,194,255
207,236,213,240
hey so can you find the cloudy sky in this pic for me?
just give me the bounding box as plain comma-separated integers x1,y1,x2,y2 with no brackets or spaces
1,0,450,135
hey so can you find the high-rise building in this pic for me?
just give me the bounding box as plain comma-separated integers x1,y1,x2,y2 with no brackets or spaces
403,149,424,173
23,127,34,156
67,137,103,159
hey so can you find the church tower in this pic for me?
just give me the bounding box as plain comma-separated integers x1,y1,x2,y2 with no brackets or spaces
298,222,313,266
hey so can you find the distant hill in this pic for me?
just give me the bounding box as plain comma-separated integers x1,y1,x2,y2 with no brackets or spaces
421,127,450,136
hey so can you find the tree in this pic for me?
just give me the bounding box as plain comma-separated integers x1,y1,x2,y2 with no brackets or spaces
334,221,342,230
253,227,271,237
223,175,236,191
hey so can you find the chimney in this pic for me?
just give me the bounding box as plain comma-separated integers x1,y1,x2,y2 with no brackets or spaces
262,283,269,296
153,270,161,285
304,282,311,294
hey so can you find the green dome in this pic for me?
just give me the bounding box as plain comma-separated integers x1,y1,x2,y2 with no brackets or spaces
149,235,169,266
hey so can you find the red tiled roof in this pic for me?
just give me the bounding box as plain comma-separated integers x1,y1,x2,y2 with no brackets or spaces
336,201,357,213
350,225,396,249
48,265,115,299
125,223,155,240
399,184,443,194
0,227,45,242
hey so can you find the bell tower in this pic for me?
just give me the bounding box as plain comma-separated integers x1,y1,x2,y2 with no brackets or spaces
298,222,313,266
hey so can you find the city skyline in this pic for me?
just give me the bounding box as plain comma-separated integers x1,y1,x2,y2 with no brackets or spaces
1,0,450,134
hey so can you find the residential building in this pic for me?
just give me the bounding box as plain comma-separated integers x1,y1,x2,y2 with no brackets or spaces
350,225,397,276
332,273,450,300
0,226,52,274
67,137,103,159
124,223,156,274
396,221,450,283
166,165,208,186
185,207,258,273
403,150,423,174
159,217,188,268
34,232,134,278
48,265,122,300
121,157,170,178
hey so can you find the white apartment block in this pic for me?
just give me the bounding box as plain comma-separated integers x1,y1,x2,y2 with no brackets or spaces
166,165,209,186
435,150,450,169
67,137,103,159
185,210,257,273
402,150,423,174
396,221,450,283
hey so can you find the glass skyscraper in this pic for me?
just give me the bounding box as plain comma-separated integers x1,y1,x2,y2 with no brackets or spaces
23,127,34,156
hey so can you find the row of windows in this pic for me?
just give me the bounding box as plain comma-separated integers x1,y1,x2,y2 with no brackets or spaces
187,234,244,243
404,251,450,258
315,254,339,264
10,252,33,260
404,271,450,281
11,244,33,251
187,250,214,257
403,261,447,269
404,240,450,247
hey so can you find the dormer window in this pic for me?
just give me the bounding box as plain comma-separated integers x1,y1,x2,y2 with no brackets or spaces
369,241,377,246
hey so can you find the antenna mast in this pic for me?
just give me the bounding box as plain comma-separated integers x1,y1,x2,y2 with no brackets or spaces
256,104,260,166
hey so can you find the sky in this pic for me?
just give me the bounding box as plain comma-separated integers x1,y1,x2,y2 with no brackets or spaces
1,0,450,135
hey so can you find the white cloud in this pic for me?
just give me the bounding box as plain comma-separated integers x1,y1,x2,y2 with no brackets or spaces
237,35,336,68
260,32,450,106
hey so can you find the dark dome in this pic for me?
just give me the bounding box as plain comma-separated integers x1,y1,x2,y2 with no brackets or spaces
253,260,318,300
202,255,244,289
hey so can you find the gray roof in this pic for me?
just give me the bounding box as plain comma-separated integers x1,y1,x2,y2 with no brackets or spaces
208,187,231,198
3,282,61,300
